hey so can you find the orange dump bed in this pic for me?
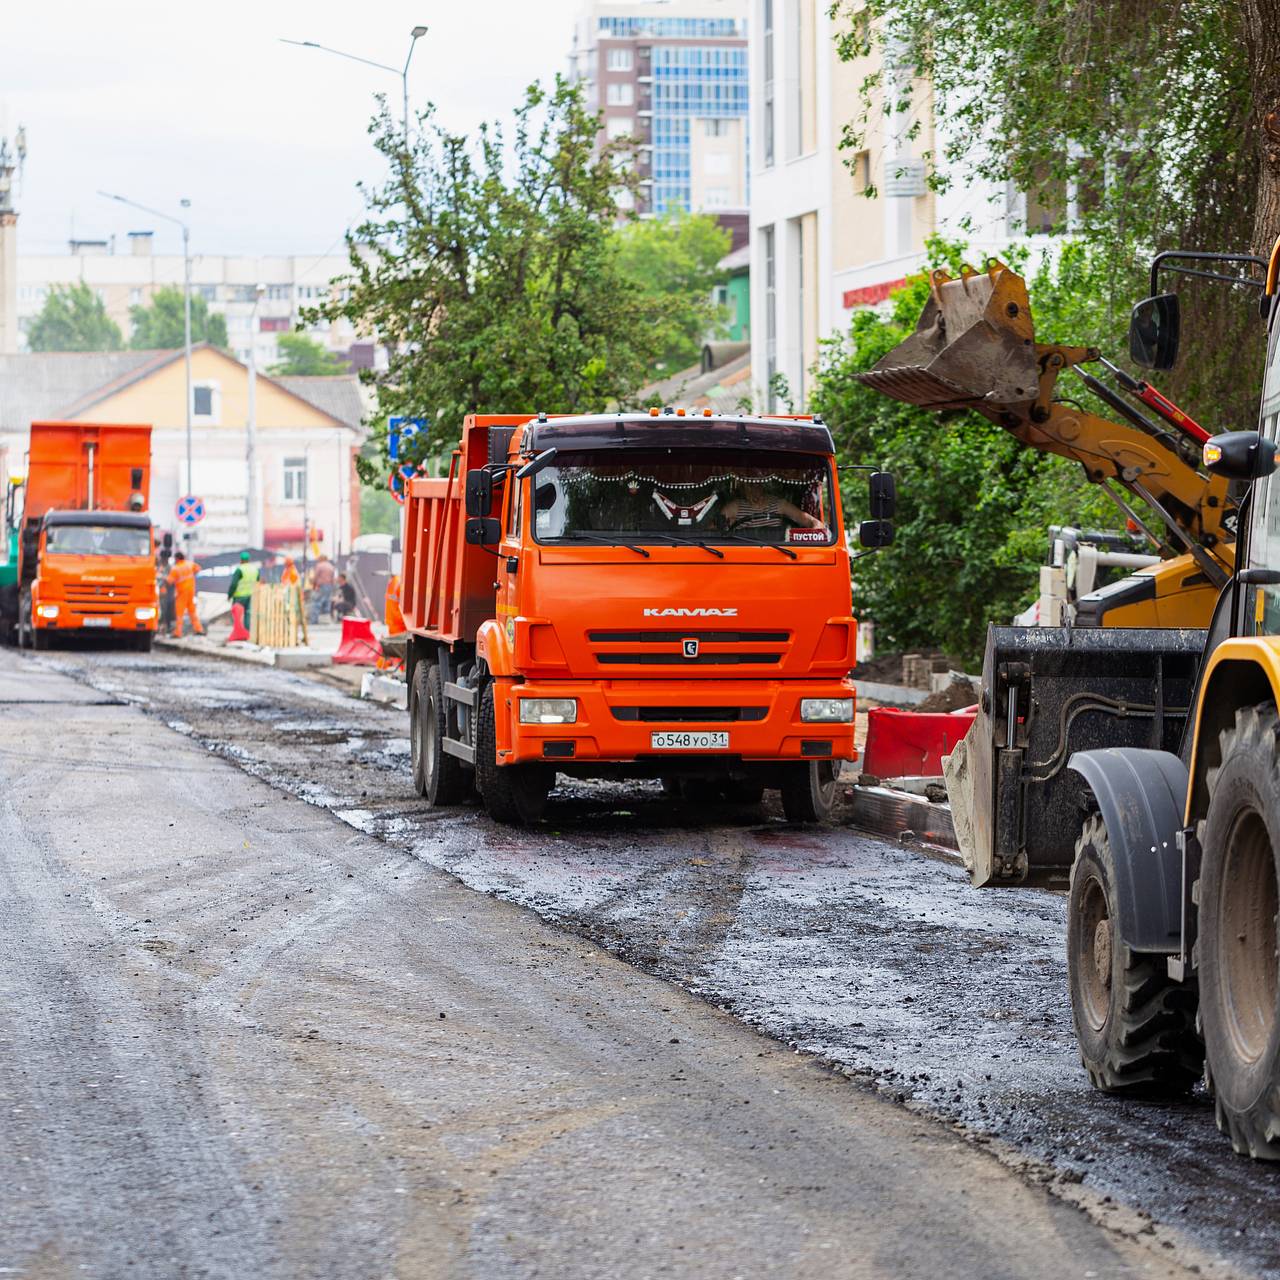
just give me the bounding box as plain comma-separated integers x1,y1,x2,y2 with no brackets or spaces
25,421,152,520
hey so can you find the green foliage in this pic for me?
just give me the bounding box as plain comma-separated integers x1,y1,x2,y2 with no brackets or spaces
321,79,708,472
811,239,1119,664
831,0,1264,427
614,208,731,374
269,332,346,376
358,481,402,537
129,286,228,350
26,283,122,352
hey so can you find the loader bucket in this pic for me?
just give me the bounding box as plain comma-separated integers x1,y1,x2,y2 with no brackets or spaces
854,260,1040,411
945,624,1206,886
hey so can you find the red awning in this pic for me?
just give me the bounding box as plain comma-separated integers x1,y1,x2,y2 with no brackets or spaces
842,277,908,309
264,526,323,546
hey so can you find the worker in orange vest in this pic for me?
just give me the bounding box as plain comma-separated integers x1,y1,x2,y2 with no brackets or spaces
281,556,300,588
385,573,406,636
166,551,204,638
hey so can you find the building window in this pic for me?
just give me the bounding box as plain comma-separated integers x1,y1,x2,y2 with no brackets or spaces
606,82,635,106
705,187,731,208
606,47,633,71
283,457,307,504
852,150,872,194
704,152,731,175
763,0,775,169
763,225,777,411
607,117,635,140
192,382,219,422
705,118,731,138
129,287,142,305
267,285,291,300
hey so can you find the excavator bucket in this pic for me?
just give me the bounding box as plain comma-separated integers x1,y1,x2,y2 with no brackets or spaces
855,261,1040,411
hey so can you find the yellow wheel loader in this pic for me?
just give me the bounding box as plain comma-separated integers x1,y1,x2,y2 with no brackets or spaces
863,248,1280,1160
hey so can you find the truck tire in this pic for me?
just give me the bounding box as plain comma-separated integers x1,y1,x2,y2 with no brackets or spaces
780,761,839,823
133,632,153,654
475,681,551,825
1197,701,1280,1159
1067,814,1202,1095
411,663,471,806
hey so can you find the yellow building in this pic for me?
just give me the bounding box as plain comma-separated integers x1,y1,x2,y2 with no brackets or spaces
0,343,366,556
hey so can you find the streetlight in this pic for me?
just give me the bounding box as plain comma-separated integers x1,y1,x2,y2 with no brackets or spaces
246,282,266,550
279,26,428,135
99,190,195,523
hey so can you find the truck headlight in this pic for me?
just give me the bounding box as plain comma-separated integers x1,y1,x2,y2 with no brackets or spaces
519,697,578,725
134,607,157,621
801,697,854,722
35,604,60,619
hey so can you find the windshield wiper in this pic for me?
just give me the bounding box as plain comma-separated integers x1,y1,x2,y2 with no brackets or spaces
714,532,798,560
565,533,650,558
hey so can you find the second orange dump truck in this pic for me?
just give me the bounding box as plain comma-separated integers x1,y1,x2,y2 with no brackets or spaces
5,421,158,651
400,411,894,824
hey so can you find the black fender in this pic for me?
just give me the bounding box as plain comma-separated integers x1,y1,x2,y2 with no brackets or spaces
1067,747,1187,953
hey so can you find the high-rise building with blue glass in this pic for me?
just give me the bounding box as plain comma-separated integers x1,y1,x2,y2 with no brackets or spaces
569,1,749,219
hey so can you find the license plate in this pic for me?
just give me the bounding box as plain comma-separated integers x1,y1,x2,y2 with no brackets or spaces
650,731,730,750
82,617,111,628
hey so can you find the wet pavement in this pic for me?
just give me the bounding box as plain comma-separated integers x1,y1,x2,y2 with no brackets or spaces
33,645,1280,1277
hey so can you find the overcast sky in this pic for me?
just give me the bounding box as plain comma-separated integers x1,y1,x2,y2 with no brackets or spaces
2,0,584,260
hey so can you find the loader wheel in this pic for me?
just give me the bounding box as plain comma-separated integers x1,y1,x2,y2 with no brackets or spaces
475,681,552,825
1067,814,1202,1096
411,663,472,806
1197,701,1280,1160
780,760,839,823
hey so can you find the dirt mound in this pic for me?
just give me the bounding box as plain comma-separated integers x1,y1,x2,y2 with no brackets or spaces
915,681,980,714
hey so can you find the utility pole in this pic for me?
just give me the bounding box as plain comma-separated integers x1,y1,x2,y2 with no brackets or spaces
246,282,265,550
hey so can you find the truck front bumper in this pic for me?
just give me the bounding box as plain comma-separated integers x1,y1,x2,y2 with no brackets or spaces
32,604,158,632
494,678,857,767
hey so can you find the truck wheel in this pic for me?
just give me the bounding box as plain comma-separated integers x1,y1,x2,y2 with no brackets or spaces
133,632,153,654
410,663,471,806
475,681,551,825
780,761,839,823
1067,814,1202,1096
1197,701,1280,1159
30,625,48,652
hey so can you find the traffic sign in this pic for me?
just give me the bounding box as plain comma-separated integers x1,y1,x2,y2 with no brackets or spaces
175,494,206,526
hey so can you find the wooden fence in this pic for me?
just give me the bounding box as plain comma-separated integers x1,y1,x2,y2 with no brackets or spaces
250,583,309,649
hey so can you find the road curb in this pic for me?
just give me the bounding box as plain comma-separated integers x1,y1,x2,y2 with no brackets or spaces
154,635,330,669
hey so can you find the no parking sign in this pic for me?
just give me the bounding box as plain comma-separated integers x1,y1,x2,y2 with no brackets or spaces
175,494,206,526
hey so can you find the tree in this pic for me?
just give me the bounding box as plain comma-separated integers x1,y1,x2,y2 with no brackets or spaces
318,78,694,474
614,208,731,374
269,332,347,376
811,239,1118,664
26,282,122,352
832,0,1269,428
129,286,227,350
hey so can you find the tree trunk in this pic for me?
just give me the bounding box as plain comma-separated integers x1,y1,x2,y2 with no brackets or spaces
1245,0,1280,256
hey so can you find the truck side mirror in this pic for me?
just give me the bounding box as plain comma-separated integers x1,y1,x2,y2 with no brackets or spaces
869,471,896,519
859,519,895,548
464,517,502,546
1129,294,1180,370
465,469,493,517
1203,430,1280,480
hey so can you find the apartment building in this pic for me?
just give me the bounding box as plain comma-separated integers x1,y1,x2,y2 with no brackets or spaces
569,0,750,217
748,1,1022,409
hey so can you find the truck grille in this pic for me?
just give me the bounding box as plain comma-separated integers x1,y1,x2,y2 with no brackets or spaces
62,583,131,614
611,706,768,722
589,628,791,668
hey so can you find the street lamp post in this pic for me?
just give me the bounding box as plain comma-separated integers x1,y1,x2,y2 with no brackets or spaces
280,27,428,135
99,190,194,531
246,282,266,551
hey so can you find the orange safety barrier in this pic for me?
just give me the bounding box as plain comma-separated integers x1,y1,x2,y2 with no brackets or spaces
226,601,251,643
332,615,382,665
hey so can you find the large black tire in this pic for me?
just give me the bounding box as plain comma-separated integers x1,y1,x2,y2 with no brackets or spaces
410,663,471,806
1066,814,1202,1095
475,681,551,825
779,760,839,823
133,632,153,654
1197,702,1280,1159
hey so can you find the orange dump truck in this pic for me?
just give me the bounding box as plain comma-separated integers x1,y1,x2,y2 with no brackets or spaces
9,421,158,651
400,411,895,824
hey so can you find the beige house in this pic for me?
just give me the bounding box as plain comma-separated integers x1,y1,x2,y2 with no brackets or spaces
0,344,366,556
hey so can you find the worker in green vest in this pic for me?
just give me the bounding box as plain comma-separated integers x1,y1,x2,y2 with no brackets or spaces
227,550,260,632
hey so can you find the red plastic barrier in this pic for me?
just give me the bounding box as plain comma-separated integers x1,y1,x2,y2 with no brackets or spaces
332,615,382,665
226,602,251,644
863,705,978,779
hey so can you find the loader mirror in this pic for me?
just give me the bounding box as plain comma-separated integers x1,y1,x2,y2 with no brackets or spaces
1129,293,1180,370
868,471,897,520
858,519,895,548
465,469,493,517
515,447,558,481
464,517,502,546
1202,430,1280,481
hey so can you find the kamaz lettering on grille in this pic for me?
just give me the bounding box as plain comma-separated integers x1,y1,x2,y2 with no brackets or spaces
642,607,738,617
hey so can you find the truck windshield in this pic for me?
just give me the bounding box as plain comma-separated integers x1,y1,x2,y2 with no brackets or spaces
45,524,151,557
531,448,836,547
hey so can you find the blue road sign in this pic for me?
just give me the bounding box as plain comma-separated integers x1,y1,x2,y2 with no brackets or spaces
175,494,206,526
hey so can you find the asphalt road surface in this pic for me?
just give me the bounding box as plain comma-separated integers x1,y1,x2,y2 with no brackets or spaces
0,645,1262,1277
